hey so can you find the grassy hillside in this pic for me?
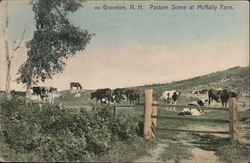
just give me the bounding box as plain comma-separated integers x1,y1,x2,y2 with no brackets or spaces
136,66,249,96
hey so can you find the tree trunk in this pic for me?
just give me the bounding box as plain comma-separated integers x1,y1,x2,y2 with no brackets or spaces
25,84,31,104
4,0,11,100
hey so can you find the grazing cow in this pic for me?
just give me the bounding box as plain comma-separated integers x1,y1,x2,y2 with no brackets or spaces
70,82,82,90
112,88,127,103
91,88,113,105
125,89,140,105
161,90,181,105
208,89,239,107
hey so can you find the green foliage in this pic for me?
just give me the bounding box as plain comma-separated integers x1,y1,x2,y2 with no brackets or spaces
110,114,140,142
17,0,92,85
0,97,141,161
216,143,250,163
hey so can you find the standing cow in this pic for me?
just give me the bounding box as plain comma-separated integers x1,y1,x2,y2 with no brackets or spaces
161,90,181,105
91,88,114,105
208,89,239,107
30,86,57,104
125,88,140,106
112,88,127,103
161,90,181,111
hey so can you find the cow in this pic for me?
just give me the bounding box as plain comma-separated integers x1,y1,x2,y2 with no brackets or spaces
70,82,82,90
161,90,181,105
31,86,57,104
46,87,57,104
180,99,208,115
125,88,140,105
193,89,208,94
178,108,205,116
31,86,47,101
208,89,239,107
112,88,127,103
161,90,181,111
188,99,208,107
91,88,114,105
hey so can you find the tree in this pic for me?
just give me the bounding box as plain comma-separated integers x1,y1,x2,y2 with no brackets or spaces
17,0,92,96
2,0,25,100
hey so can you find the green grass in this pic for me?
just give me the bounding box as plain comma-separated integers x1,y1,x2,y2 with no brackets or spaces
158,143,193,163
89,137,157,162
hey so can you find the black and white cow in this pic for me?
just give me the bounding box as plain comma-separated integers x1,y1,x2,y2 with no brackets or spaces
188,99,208,107
161,90,181,105
31,86,57,104
91,88,114,105
161,90,181,111
178,99,208,116
70,82,82,90
31,86,47,101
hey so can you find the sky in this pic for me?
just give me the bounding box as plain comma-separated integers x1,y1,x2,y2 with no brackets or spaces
0,1,249,91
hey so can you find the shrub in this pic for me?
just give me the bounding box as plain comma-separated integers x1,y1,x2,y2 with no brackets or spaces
0,97,141,161
216,143,250,163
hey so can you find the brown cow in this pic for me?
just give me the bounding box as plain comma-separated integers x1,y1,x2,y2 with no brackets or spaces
126,88,140,105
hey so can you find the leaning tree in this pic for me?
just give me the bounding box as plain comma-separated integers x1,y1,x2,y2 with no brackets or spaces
17,0,92,97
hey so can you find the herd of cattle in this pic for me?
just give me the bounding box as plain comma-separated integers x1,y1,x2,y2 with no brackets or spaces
91,88,140,105
29,82,240,116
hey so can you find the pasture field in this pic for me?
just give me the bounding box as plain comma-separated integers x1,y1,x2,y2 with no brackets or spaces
0,66,249,162
52,88,250,162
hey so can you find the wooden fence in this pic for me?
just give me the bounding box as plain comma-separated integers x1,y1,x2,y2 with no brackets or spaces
143,89,240,143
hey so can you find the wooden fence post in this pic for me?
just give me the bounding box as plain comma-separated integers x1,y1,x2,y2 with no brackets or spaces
229,98,240,143
151,101,158,138
144,89,153,140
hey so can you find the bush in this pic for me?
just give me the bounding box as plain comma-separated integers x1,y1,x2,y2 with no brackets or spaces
216,143,250,163
0,97,141,161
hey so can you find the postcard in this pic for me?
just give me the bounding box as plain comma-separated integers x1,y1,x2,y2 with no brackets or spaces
0,0,249,162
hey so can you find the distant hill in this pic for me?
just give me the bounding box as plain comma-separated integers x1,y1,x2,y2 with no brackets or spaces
1,66,249,99
136,66,249,96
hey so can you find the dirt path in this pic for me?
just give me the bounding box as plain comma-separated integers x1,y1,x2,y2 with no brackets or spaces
133,139,169,162
134,125,229,163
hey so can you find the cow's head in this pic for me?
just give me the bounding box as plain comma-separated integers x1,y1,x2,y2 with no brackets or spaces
176,91,181,96
231,91,240,99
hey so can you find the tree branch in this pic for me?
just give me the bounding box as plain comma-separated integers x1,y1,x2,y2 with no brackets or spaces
13,28,26,51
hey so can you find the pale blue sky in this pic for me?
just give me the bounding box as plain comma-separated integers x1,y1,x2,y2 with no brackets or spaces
0,1,249,91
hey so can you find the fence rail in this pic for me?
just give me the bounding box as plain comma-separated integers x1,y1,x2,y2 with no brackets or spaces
153,103,229,111
151,116,229,123
157,128,229,134
143,89,240,143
